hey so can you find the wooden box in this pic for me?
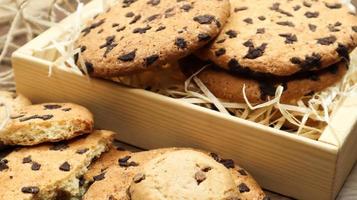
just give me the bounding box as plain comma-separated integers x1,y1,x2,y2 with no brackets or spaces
11,1,357,199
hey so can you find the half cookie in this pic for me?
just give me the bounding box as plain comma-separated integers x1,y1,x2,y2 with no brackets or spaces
0,130,113,200
76,0,230,77
199,0,357,76
0,103,94,146
181,56,347,104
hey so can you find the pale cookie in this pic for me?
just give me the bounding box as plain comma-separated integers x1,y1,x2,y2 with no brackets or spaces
83,148,177,200
76,0,230,77
0,130,113,200
181,56,348,104
0,103,94,146
199,0,357,76
128,150,239,200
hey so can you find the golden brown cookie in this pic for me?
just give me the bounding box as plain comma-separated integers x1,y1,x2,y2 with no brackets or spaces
77,0,230,77
180,56,348,104
0,130,113,200
199,0,357,76
0,103,93,146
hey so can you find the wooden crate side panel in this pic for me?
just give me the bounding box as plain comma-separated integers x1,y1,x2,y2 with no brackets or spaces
13,55,338,200
333,122,357,198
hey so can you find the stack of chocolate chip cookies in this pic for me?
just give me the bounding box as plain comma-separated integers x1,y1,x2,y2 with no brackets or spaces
0,91,267,199
0,91,114,199
77,0,357,104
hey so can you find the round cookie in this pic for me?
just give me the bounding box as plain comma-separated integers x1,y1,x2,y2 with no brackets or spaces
198,0,357,76
76,0,230,77
128,150,239,200
180,56,348,104
0,103,94,146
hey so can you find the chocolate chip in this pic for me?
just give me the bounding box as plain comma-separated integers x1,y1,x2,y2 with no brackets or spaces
133,173,145,183
336,43,350,61
238,169,248,176
195,171,206,185
147,0,160,6
112,23,119,27
325,3,342,9
156,26,166,32
279,33,298,44
238,183,250,193
125,12,134,17
305,11,319,18
308,24,317,32
129,15,141,24
270,3,293,17
193,15,215,25
0,159,9,171
198,33,211,42
146,14,160,22
100,35,118,57
175,38,187,49
202,166,212,172
215,48,226,57
116,26,126,32
276,21,295,27
210,152,220,162
303,1,311,7
259,82,277,99
93,172,106,181
118,50,136,62
352,26,357,32
220,159,235,169
244,43,268,59
118,156,139,167
317,36,337,45
76,148,89,154
257,28,265,34
23,156,32,163
85,61,94,74
50,142,69,151
243,18,253,24
59,162,71,172
21,186,39,194
164,7,175,18
293,5,301,11
234,7,248,12
81,19,105,36
81,46,87,52
133,25,152,34
181,4,192,12
44,104,62,110
31,162,41,171
19,115,53,122
290,53,322,70
258,16,266,21
226,30,237,38
123,0,137,8
144,54,159,66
